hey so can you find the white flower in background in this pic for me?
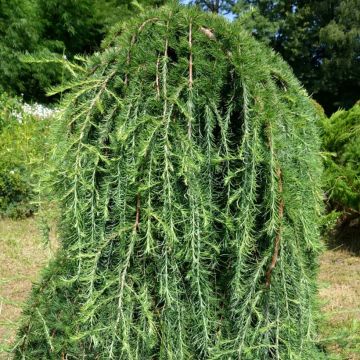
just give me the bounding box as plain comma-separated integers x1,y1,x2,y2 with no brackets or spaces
22,103,58,119
12,103,58,122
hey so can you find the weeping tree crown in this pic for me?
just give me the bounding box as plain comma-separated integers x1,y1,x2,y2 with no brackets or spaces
15,4,325,359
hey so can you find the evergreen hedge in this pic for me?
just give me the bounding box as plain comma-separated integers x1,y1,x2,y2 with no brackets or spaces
322,101,360,227
14,5,325,359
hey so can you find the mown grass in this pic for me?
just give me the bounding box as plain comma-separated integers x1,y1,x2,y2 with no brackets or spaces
0,217,56,359
318,246,360,359
0,217,359,359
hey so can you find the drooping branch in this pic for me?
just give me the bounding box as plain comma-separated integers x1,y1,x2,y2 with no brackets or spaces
266,167,284,288
134,193,141,232
155,54,161,99
125,18,159,85
124,34,136,86
188,21,194,139
189,21,193,90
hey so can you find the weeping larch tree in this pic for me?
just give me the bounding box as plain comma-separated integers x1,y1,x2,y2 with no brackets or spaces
14,4,325,359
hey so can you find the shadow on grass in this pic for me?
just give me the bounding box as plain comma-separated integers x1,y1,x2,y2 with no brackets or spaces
326,220,360,256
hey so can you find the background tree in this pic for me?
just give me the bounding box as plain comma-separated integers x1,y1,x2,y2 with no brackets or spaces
194,0,236,14
234,0,360,114
0,0,45,101
36,0,104,55
96,0,166,34
0,0,164,103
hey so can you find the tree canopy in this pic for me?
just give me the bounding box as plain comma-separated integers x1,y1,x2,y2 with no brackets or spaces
0,0,164,102
194,0,236,14
234,0,360,114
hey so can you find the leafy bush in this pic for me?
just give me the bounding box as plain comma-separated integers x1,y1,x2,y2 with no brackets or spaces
14,5,325,359
0,93,51,218
0,93,23,131
322,101,360,227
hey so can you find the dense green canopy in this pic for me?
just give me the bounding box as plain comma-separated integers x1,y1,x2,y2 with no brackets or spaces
15,4,324,359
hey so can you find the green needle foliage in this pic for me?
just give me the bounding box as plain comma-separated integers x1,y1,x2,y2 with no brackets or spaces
14,4,325,359
322,101,360,226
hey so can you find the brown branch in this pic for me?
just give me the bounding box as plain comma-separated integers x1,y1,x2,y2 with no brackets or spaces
125,18,159,85
199,26,216,40
265,167,284,288
163,22,169,98
155,54,160,99
199,25,232,59
189,21,193,90
134,194,141,232
138,17,159,32
188,21,193,138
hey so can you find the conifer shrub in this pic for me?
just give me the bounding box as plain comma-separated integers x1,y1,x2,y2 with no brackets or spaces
322,101,360,227
14,5,325,359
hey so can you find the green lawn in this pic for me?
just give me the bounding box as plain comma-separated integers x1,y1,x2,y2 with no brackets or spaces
0,217,359,359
